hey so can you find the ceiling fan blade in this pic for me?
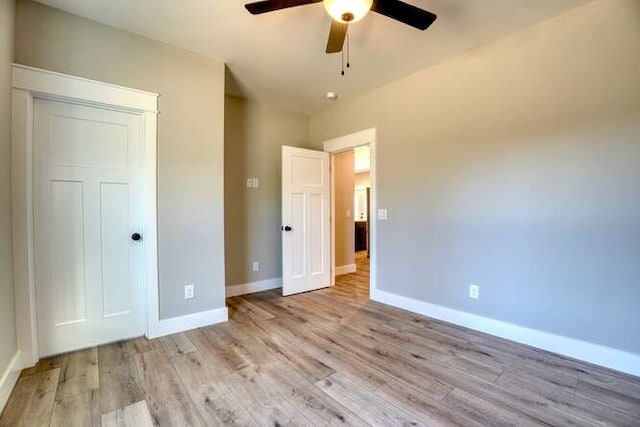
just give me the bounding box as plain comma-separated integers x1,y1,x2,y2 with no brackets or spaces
371,0,437,30
245,0,322,15
326,21,348,53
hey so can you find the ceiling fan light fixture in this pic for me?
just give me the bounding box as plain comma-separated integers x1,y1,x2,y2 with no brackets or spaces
323,0,373,24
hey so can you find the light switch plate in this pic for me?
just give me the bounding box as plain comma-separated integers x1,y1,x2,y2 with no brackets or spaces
378,209,388,220
469,284,480,299
252,178,259,188
246,178,253,188
184,284,194,299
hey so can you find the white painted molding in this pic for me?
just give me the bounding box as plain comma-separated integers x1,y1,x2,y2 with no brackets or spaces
323,128,376,153
335,264,357,275
371,289,640,377
141,111,162,342
11,88,39,370
11,65,159,367
0,351,21,413
226,278,282,298
12,64,158,112
146,307,228,339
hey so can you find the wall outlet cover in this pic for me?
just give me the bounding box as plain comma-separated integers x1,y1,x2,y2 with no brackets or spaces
378,209,388,220
252,261,259,272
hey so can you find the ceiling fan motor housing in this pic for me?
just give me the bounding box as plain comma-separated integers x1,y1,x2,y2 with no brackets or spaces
324,0,373,23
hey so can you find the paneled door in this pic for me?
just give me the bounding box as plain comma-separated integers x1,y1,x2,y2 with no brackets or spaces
282,146,330,296
34,98,145,357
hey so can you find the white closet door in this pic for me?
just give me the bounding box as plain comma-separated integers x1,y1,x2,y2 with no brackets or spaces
34,98,145,357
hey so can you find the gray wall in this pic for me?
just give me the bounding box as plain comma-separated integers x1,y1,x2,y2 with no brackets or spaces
0,0,17,378
310,0,640,354
224,96,310,287
334,150,355,268
14,0,226,319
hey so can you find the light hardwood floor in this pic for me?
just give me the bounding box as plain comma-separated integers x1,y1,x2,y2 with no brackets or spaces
2,254,639,426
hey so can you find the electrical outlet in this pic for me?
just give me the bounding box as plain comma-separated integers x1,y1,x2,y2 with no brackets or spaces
252,261,259,272
184,284,194,299
246,178,253,188
469,284,480,300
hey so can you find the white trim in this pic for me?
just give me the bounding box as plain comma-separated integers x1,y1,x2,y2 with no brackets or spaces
12,64,158,112
371,289,640,377
335,264,357,275
330,155,336,287
226,278,282,298
323,128,376,153
11,89,38,369
11,64,159,368
146,307,228,339
323,128,377,296
141,111,162,340
0,351,21,413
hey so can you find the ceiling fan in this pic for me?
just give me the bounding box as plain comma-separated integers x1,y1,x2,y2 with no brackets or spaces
245,0,437,54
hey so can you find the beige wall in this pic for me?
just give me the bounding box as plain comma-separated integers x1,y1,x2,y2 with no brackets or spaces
0,0,16,379
14,0,226,320
311,0,640,354
224,96,310,287
355,172,370,189
334,151,355,268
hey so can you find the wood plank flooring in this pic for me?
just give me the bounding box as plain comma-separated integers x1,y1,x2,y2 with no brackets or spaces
2,253,639,426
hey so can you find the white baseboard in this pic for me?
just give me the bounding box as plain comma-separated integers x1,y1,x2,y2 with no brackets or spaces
335,264,357,275
226,277,282,298
146,307,228,339
0,351,21,413
371,289,640,378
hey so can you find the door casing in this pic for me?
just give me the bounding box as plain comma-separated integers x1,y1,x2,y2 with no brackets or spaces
11,64,159,368
322,128,377,296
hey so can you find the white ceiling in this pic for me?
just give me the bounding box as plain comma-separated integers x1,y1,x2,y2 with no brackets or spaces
34,0,591,114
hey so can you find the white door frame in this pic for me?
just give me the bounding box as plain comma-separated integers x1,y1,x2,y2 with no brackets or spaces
323,128,377,295
11,64,159,368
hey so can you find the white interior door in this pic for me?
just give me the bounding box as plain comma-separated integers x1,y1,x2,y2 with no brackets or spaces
34,98,145,357
282,146,331,296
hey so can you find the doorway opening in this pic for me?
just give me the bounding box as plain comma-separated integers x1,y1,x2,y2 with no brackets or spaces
324,128,377,300
332,146,370,298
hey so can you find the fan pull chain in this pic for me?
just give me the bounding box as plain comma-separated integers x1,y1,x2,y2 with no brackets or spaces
340,31,351,76
346,33,350,68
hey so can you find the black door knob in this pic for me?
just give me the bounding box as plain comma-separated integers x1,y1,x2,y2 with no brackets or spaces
131,233,142,241
283,226,292,231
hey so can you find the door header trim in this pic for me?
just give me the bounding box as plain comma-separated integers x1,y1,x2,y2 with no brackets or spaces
322,128,376,153
12,64,158,113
